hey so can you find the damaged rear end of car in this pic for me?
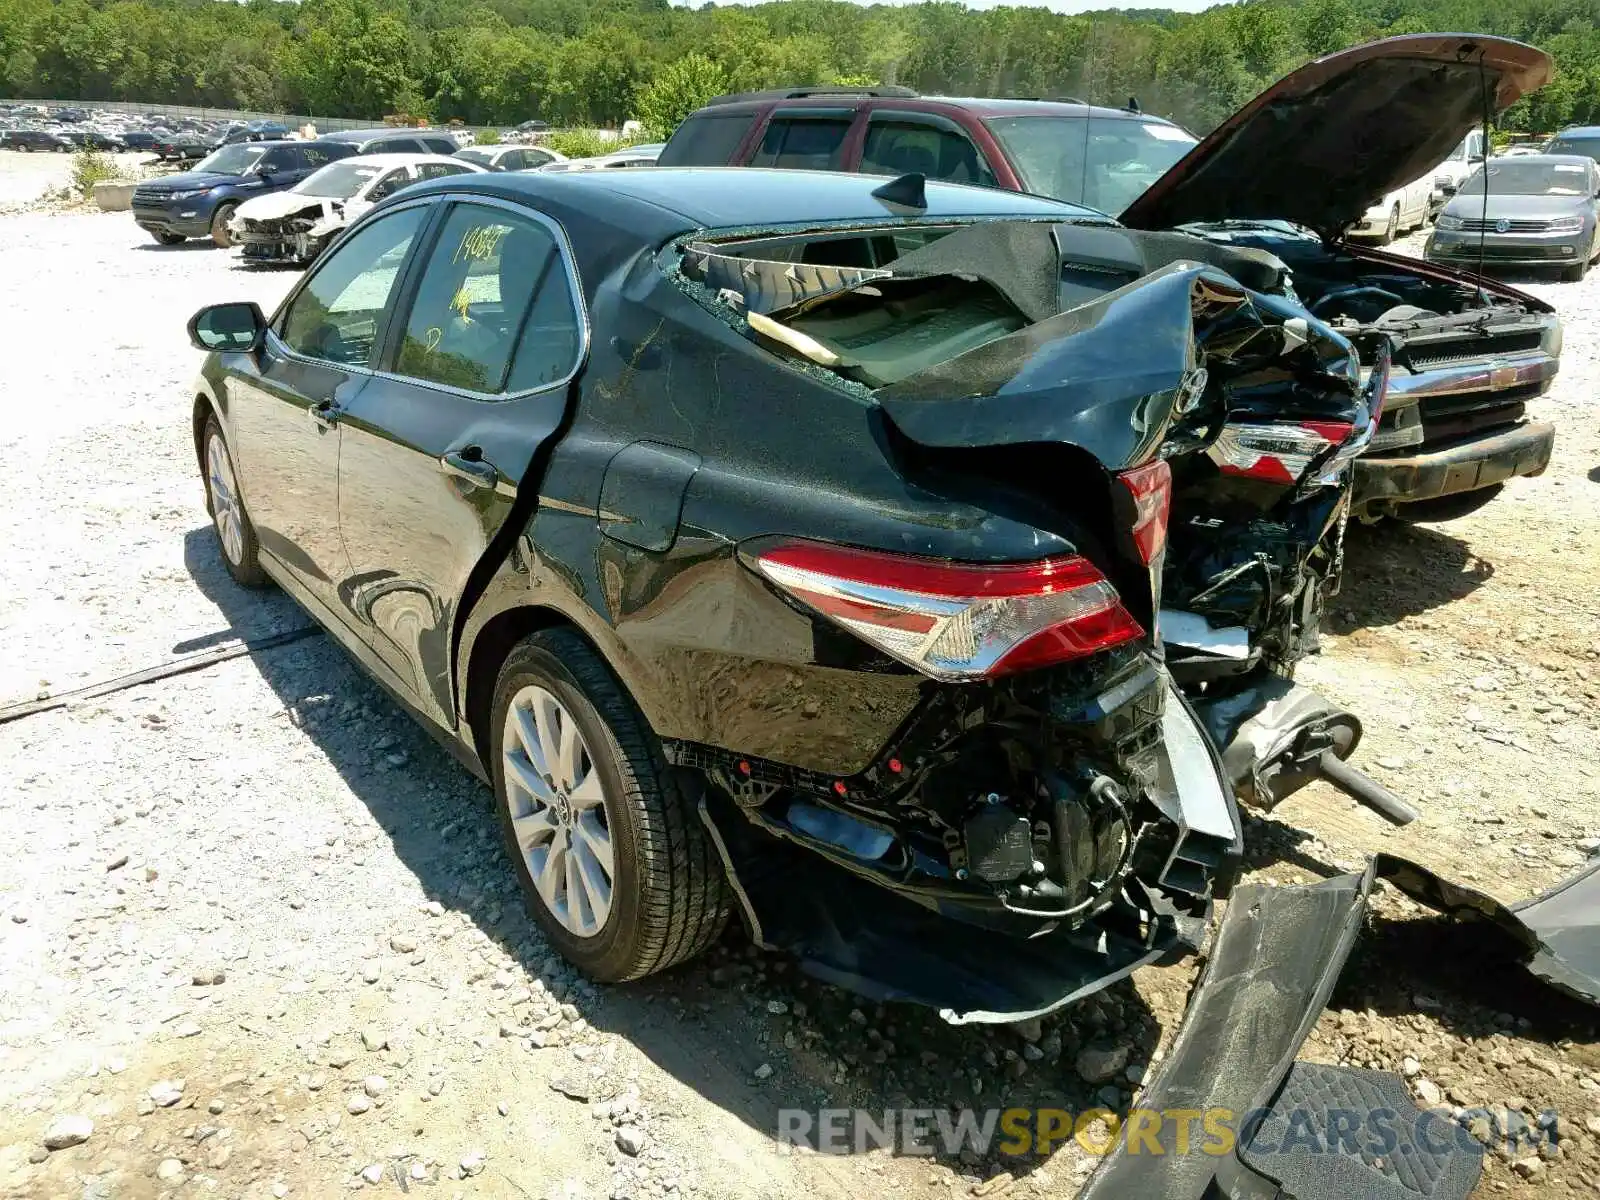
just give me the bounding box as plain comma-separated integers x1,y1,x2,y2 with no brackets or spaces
628,210,1380,1019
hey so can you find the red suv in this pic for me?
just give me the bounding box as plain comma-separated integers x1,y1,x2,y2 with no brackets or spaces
655,86,1199,214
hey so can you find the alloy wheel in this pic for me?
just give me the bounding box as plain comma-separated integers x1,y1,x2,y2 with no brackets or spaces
206,431,245,566
501,684,614,937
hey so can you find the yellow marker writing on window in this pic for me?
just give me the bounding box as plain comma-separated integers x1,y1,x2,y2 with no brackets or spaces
453,223,509,265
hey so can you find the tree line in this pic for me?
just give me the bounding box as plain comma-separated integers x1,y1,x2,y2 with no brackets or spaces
1,0,1596,139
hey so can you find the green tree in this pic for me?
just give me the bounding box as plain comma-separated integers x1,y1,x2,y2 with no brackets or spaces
636,52,727,140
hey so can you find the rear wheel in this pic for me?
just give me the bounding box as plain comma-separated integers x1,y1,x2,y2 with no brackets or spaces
16,142,31,153
210,202,239,248
489,629,728,982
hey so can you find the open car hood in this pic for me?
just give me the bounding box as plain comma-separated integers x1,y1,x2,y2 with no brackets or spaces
1120,34,1553,240
234,191,332,221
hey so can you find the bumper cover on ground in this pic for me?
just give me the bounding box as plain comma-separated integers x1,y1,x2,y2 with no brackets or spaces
1352,420,1554,510
1076,854,1600,1198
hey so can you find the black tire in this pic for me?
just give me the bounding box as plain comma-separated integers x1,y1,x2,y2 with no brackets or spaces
152,231,186,246
489,629,729,982
210,202,239,248
16,143,31,153
1378,204,1400,246
200,416,267,587
1388,483,1505,524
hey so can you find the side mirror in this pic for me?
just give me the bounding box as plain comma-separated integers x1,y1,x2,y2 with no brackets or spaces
1470,152,1486,163
188,302,266,353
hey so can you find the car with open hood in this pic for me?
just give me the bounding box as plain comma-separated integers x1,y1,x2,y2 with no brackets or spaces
1426,153,1600,281
229,153,487,266
662,36,1561,524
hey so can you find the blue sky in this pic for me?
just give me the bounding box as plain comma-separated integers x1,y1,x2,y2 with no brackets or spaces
675,1,1231,12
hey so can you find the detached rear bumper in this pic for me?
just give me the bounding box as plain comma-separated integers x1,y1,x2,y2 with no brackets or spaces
1352,420,1554,513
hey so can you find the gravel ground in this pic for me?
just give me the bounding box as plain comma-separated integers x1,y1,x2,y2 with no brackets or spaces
0,149,159,210
0,211,1596,1200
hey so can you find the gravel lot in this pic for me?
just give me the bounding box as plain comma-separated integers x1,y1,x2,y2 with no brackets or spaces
0,209,1596,1200
0,148,157,210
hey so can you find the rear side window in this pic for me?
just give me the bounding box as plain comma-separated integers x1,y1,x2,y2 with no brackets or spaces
658,112,755,166
749,116,850,170
861,120,996,187
417,161,473,180
419,135,459,155
395,204,567,394
372,137,424,154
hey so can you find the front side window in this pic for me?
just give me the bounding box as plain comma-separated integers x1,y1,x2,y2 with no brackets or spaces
278,207,425,366
302,145,335,168
455,148,494,168
417,161,473,180
394,204,566,393
749,116,851,170
861,120,996,187
985,115,1198,213
523,148,554,168
365,169,409,202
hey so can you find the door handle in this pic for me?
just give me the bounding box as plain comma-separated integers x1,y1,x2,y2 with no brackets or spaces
308,400,339,430
439,448,499,490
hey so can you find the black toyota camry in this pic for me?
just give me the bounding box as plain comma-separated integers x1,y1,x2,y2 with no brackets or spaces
186,166,1387,1020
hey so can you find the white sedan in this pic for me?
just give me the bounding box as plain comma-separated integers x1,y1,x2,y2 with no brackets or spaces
1347,173,1435,244
229,153,486,266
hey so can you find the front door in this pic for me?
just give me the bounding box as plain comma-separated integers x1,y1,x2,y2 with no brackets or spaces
334,198,585,727
229,205,429,610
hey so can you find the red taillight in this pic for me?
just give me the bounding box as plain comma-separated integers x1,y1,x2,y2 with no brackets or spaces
1208,421,1356,483
1117,459,1171,566
752,542,1143,681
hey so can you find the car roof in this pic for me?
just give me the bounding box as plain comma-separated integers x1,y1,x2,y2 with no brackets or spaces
1553,126,1600,137
386,167,1097,303
485,165,1088,225
319,128,451,142
334,152,477,169
697,89,1178,128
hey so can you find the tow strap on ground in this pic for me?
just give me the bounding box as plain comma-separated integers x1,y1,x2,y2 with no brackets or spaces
0,626,323,726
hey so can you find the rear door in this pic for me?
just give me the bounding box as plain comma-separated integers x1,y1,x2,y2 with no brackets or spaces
333,197,586,727
858,111,998,187
746,108,857,172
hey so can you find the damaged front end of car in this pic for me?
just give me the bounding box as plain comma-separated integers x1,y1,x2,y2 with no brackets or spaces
233,201,344,265
664,217,1382,1020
